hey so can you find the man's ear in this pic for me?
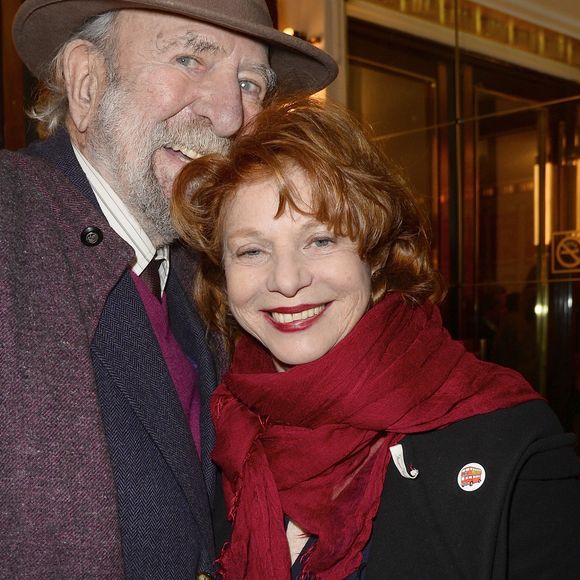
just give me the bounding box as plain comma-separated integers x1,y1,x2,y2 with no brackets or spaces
63,40,105,133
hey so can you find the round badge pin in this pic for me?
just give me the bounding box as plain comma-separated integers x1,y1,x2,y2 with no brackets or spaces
457,462,486,492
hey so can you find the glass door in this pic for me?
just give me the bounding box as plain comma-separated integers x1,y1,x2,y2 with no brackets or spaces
347,17,580,437
471,90,541,384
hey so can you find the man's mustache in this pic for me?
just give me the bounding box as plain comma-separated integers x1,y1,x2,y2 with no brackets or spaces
154,119,231,157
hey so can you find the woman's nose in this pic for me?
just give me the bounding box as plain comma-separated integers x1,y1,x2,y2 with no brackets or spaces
266,252,313,298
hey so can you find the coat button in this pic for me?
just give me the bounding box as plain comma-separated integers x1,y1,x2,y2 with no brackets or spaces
80,226,103,246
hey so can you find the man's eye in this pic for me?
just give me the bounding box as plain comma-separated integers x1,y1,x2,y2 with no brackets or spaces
239,79,263,97
176,56,197,67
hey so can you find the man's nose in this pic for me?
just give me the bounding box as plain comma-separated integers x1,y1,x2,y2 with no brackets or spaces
266,252,313,298
194,70,245,138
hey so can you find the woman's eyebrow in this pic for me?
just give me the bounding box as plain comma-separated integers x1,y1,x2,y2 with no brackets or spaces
226,227,265,240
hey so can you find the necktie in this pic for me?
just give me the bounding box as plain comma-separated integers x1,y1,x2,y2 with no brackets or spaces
140,258,162,299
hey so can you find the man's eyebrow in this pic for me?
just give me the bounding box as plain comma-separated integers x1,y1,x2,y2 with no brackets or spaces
251,63,278,94
183,34,223,54
158,33,223,55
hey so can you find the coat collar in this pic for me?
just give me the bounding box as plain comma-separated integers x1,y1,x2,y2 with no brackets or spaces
23,131,134,342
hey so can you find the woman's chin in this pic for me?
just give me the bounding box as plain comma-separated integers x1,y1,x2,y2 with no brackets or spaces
270,347,331,372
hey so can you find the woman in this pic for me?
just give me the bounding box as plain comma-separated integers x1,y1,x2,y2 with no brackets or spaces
172,97,580,579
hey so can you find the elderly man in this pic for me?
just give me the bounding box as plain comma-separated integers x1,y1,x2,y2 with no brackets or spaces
0,1,337,578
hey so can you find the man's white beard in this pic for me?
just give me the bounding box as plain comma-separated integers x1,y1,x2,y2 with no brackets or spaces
88,79,230,245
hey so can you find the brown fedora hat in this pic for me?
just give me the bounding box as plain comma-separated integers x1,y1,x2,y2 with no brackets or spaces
12,0,338,95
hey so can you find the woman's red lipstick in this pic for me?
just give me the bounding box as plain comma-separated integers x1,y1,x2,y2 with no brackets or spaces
263,303,328,333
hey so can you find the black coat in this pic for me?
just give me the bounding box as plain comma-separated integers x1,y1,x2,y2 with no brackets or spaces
367,400,580,579
217,401,580,578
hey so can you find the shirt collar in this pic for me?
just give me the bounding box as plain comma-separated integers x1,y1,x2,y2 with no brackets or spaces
72,144,170,293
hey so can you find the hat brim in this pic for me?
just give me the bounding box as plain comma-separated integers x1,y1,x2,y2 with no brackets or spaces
13,0,338,95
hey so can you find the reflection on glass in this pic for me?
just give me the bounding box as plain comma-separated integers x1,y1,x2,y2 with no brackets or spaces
349,59,437,224
473,91,546,389
476,90,538,287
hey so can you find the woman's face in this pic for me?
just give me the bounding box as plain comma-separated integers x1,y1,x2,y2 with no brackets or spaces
222,168,372,371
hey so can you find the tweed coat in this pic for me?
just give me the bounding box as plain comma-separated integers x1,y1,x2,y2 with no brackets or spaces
0,131,222,579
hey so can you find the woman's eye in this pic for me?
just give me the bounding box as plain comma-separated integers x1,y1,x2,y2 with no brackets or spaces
312,237,335,248
238,248,262,258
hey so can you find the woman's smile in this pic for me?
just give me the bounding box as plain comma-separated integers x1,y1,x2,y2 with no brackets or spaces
265,303,329,332
223,167,372,371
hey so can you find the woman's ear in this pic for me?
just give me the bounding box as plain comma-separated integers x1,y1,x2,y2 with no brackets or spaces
369,261,386,307
63,40,106,134
370,258,383,279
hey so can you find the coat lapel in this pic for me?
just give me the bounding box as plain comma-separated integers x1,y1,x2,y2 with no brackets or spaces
91,269,213,537
167,265,218,502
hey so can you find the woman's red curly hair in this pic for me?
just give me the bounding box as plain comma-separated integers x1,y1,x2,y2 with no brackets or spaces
172,96,445,351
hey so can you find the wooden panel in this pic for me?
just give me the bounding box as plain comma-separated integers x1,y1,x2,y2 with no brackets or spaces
2,0,25,150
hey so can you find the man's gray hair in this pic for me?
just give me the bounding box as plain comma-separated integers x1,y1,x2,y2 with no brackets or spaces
29,11,120,136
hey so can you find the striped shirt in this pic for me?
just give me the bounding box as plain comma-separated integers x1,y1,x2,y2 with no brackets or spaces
72,145,169,294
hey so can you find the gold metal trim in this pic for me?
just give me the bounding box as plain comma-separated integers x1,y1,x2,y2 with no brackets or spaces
362,0,580,69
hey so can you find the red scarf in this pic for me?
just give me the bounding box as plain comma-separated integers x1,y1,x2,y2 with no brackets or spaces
212,294,540,579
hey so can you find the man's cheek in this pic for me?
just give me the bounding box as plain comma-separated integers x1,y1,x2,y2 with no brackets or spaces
153,160,178,198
